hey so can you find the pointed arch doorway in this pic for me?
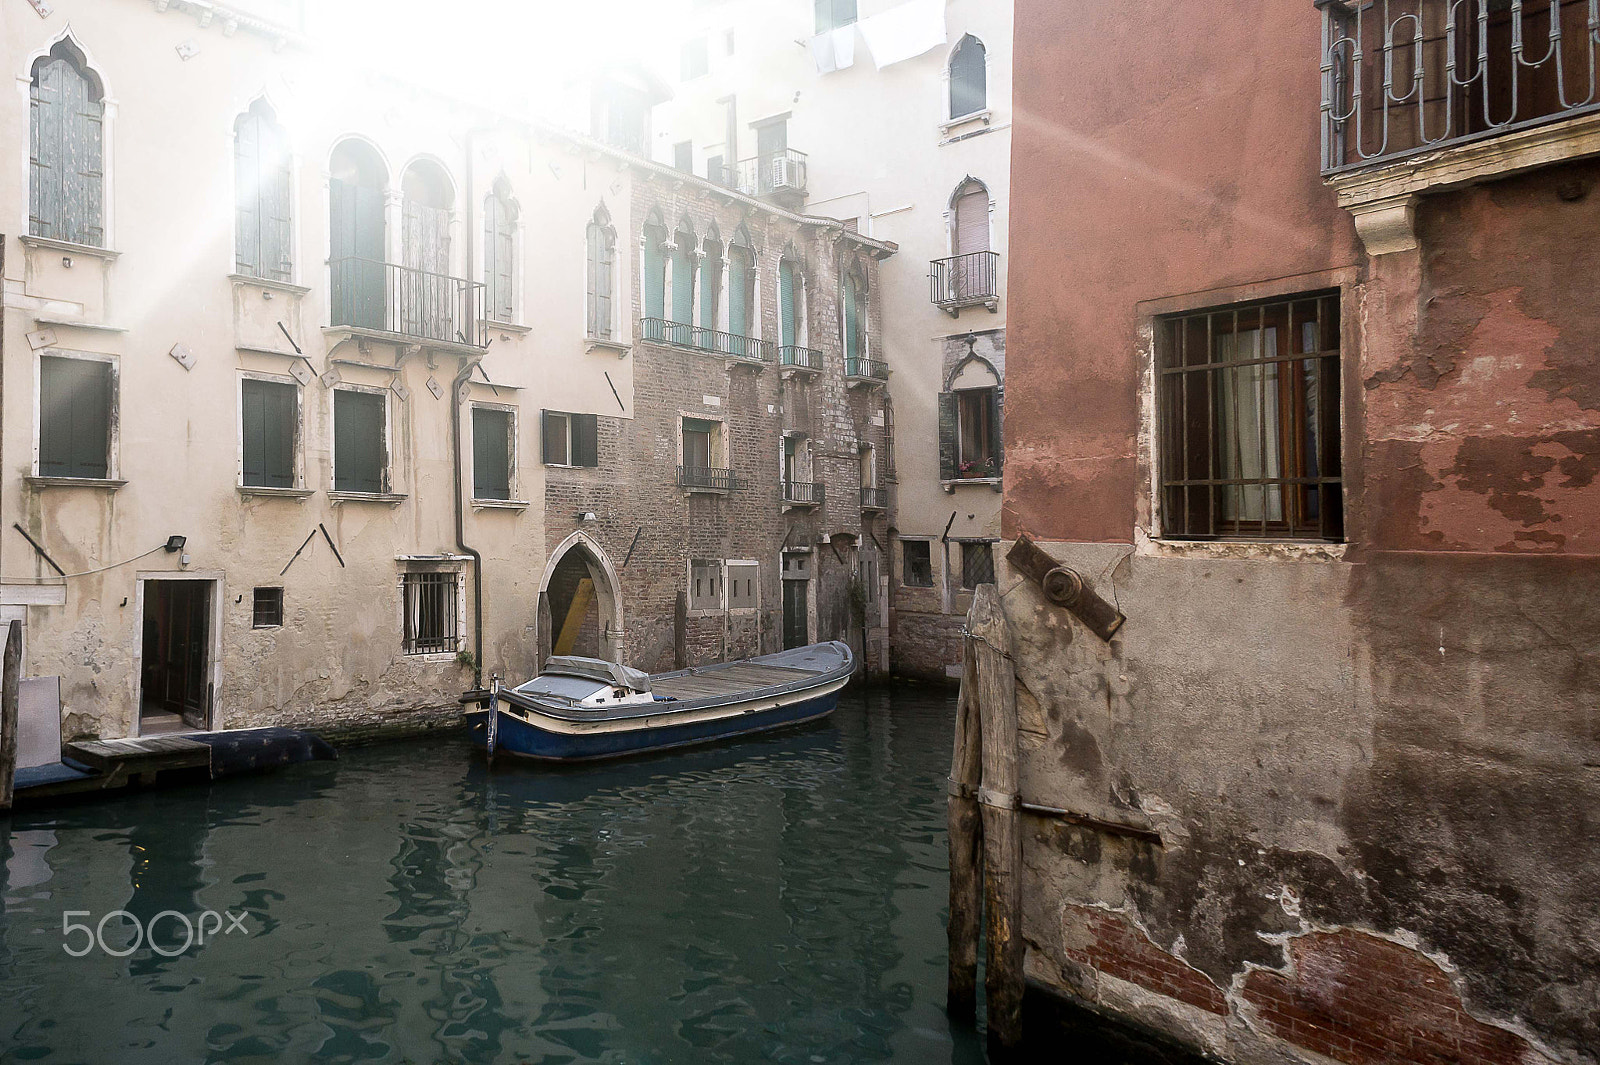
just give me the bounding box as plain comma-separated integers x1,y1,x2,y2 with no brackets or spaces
539,533,624,665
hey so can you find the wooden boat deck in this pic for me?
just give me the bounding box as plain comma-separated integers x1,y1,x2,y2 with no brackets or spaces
652,663,817,701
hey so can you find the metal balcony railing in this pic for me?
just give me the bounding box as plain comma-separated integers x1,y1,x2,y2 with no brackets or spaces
930,251,1000,310
783,480,824,505
860,486,889,510
641,318,773,361
1320,0,1600,174
846,357,890,381
731,149,810,197
678,465,739,491
781,345,823,371
330,257,486,348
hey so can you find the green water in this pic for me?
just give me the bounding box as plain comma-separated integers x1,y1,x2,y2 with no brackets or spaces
0,687,987,1064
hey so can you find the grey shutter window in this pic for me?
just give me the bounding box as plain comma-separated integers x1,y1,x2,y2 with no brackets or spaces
484,193,515,324
235,113,261,277
236,107,293,281
572,414,599,468
472,407,511,500
938,392,959,482
949,36,988,120
644,231,665,321
30,49,104,247
542,410,569,466
587,223,614,338
990,387,1004,473
672,236,695,325
330,172,386,331
241,378,296,488
39,357,111,479
265,121,293,281
699,245,721,331
728,249,750,338
333,390,385,493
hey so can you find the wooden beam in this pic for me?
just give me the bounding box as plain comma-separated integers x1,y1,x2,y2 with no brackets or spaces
0,620,20,812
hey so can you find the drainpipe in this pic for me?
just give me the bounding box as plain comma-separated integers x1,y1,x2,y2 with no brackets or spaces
455,127,493,689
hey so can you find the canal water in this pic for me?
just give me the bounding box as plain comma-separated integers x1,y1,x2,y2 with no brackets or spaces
1,686,990,1064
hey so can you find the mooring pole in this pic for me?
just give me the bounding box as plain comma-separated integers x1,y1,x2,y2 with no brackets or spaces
1,620,22,812
970,584,1024,1056
946,626,983,1019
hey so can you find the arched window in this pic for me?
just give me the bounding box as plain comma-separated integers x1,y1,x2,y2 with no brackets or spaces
235,101,292,281
949,35,987,120
671,225,696,328
30,41,104,247
699,229,723,341
642,210,667,337
727,227,755,353
329,139,388,330
778,254,801,352
402,160,455,340
948,178,992,303
586,205,616,340
484,179,517,323
844,265,868,368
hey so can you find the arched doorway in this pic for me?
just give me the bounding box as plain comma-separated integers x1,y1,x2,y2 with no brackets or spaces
540,533,623,665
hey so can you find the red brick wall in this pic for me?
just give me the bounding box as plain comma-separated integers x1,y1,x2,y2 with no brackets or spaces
1062,905,1226,1016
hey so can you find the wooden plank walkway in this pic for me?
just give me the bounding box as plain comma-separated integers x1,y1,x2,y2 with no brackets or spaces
653,663,816,701
65,735,212,773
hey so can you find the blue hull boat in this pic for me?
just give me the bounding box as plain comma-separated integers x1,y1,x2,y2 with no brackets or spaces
462,642,854,762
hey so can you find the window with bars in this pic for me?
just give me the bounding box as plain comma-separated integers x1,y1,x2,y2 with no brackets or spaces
252,587,284,628
960,541,994,590
1158,293,1343,542
402,571,460,654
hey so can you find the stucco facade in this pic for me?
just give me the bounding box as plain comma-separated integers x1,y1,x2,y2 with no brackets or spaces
1004,2,1600,1063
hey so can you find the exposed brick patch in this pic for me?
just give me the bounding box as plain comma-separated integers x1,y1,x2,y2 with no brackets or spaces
1062,904,1227,1015
1239,930,1538,1065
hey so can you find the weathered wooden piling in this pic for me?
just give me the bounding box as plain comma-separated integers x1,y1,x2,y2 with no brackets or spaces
1,620,22,812
946,629,983,1019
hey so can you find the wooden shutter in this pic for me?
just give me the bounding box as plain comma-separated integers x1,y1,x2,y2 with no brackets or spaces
542,410,568,466
672,238,694,325
39,357,110,479
30,54,104,247
333,390,385,493
938,392,959,482
727,250,749,338
779,261,797,348
241,378,295,488
472,407,511,500
644,233,665,320
990,388,1004,473
955,187,990,256
235,114,261,277
699,249,721,331
843,275,859,362
264,119,293,281
572,414,599,468
485,195,515,323
949,37,988,119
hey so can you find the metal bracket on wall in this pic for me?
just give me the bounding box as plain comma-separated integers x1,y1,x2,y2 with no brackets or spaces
1006,534,1127,643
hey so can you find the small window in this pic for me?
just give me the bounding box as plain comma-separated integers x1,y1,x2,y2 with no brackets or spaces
902,541,933,588
39,356,112,480
241,377,297,488
782,551,812,579
681,37,709,81
727,563,759,610
682,418,719,470
252,587,284,628
814,0,857,33
473,407,513,500
333,389,387,493
960,542,994,590
690,559,723,611
543,410,599,468
673,141,694,174
957,388,998,477
402,570,460,654
949,35,988,120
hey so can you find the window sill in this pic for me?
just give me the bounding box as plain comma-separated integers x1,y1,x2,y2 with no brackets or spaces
683,486,730,497
329,491,406,506
940,108,992,133
26,476,127,491
941,477,1001,492
228,274,311,296
585,336,631,356
482,319,533,336
403,651,465,664
33,315,129,333
19,235,121,260
471,498,530,510
1136,528,1347,563
238,485,313,500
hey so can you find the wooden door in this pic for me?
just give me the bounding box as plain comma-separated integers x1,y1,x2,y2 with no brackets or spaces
143,581,212,729
402,198,452,341
782,579,808,650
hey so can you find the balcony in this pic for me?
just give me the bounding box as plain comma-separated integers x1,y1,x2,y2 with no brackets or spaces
860,486,889,511
930,251,1000,315
728,150,809,202
641,318,772,366
678,465,740,493
780,344,823,377
783,480,824,507
845,357,890,387
330,257,486,351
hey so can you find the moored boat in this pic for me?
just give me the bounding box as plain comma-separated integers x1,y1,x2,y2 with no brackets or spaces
461,641,854,762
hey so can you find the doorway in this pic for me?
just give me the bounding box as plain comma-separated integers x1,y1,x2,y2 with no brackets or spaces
140,579,215,734
782,579,809,650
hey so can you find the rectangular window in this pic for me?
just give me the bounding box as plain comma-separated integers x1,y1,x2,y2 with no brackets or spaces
681,37,709,81
814,0,857,33
706,154,725,185
902,541,933,588
682,418,718,469
673,140,694,173
472,407,513,500
690,559,723,611
402,570,460,654
542,410,599,468
960,541,994,590
333,389,386,493
957,388,997,477
252,587,284,628
39,355,112,480
240,377,296,488
727,562,759,610
1158,292,1343,541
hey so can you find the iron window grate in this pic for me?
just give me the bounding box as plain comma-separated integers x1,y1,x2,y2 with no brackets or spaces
402,571,459,654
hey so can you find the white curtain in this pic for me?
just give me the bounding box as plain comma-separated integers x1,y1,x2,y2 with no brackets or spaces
1217,327,1282,523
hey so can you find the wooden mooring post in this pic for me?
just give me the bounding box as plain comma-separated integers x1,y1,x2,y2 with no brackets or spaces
947,584,1024,1056
1,619,22,812
946,624,982,1017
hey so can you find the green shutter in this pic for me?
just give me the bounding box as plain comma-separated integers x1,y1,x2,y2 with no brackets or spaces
990,387,1004,474
472,407,511,500
235,113,260,277
938,392,959,482
242,378,295,488
779,261,797,349
644,233,665,320
334,390,385,493
39,357,110,479
672,239,694,324
699,252,720,331
728,251,749,338
844,274,859,362
573,414,599,468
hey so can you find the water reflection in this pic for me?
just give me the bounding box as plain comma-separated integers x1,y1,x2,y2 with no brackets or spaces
0,687,982,1064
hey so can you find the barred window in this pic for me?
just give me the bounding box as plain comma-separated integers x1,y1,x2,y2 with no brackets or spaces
252,587,284,629
1158,293,1343,542
960,541,994,590
402,571,459,655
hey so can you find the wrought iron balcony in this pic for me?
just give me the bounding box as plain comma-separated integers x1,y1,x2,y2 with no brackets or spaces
783,480,824,506
731,149,809,198
780,345,823,373
678,465,739,492
330,257,486,349
860,486,889,510
930,251,1000,314
641,318,773,362
845,357,890,384
1320,0,1600,174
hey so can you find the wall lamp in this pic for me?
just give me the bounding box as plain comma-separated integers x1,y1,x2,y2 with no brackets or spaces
164,535,187,553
